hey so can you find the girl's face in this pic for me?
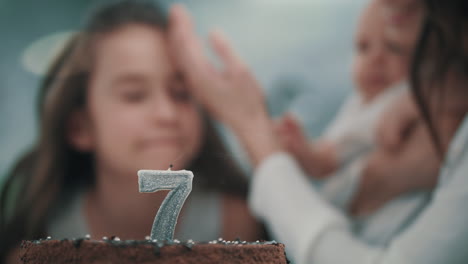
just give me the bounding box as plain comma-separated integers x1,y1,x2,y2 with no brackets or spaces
77,24,203,176
353,2,409,101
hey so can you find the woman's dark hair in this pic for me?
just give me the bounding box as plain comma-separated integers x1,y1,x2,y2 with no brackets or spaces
0,1,248,260
411,0,468,155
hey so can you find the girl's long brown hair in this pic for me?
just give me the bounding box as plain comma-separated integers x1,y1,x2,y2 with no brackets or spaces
0,1,248,260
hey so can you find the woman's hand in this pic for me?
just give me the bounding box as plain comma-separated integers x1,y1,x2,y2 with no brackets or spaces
169,4,265,127
350,94,440,216
168,4,280,165
376,91,421,151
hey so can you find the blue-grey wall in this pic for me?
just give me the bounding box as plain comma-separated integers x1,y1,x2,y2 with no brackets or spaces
0,0,368,178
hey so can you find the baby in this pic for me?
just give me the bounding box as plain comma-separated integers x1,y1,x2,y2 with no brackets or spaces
276,0,427,246
277,0,409,179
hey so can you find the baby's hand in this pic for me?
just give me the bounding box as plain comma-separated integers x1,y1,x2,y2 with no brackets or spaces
275,114,310,157
275,114,336,178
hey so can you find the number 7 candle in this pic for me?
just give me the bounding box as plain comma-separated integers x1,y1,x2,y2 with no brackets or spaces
138,168,193,241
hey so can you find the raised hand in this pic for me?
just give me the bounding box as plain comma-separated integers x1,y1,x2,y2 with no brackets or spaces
169,4,266,129
168,4,280,165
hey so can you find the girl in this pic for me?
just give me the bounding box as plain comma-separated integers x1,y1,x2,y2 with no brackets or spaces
0,1,262,262
170,0,468,262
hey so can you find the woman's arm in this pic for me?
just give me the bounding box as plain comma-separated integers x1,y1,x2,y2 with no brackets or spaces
251,148,468,264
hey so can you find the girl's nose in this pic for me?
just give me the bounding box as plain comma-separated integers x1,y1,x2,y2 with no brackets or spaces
151,93,178,123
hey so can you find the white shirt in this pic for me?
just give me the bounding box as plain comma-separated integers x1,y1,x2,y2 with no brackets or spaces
322,83,406,165
249,114,468,264
317,83,430,246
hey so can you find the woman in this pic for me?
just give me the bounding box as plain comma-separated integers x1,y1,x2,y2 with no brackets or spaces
169,0,468,263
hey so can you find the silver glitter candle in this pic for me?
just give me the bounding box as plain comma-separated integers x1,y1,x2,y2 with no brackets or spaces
138,169,193,241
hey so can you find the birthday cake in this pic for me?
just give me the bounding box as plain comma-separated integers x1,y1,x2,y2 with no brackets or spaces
20,170,288,263
20,237,288,264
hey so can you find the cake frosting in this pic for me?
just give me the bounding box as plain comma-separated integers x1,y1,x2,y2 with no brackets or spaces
20,237,289,264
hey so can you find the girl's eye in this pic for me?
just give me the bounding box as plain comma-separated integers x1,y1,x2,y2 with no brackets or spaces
172,88,190,102
170,82,191,102
121,88,147,103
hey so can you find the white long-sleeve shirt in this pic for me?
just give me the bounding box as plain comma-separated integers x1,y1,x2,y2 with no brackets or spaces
249,114,468,264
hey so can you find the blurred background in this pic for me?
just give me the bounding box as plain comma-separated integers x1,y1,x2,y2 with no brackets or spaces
0,0,368,179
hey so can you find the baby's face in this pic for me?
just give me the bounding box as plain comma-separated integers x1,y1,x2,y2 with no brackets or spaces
379,0,421,24
379,0,424,55
352,1,409,101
